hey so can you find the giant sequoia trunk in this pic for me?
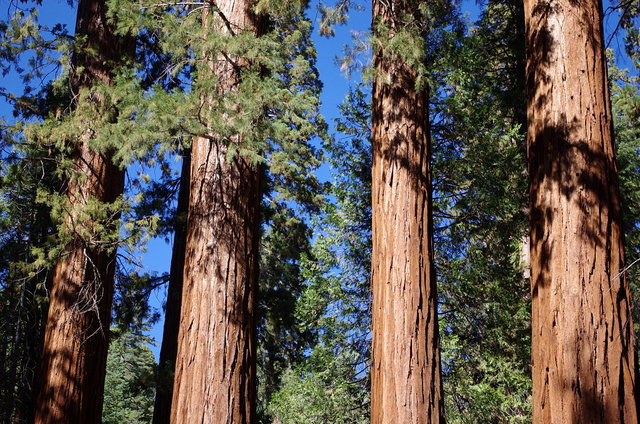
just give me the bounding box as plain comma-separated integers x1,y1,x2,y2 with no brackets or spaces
32,1,129,423
525,0,640,420
152,151,190,424
169,3,262,423
370,1,444,422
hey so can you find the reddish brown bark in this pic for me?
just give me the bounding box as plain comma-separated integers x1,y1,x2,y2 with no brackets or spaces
526,0,640,421
169,3,262,423
152,150,190,424
32,1,129,423
370,1,444,423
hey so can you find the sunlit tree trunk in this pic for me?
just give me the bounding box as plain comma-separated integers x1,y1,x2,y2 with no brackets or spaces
525,0,640,420
152,151,190,424
370,0,444,422
33,1,129,422
169,2,262,423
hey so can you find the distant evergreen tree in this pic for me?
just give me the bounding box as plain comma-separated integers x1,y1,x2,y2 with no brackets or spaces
0,126,56,423
103,327,156,424
257,199,318,423
430,1,531,421
269,86,372,424
610,53,640,332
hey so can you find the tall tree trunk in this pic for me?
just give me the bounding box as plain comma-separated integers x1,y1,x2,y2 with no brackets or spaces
525,0,640,420
152,150,190,424
33,1,129,423
370,1,444,423
170,3,262,423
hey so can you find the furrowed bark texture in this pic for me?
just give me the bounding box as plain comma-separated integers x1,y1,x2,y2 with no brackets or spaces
152,151,191,424
525,0,640,420
170,3,262,423
370,1,444,422
33,2,127,422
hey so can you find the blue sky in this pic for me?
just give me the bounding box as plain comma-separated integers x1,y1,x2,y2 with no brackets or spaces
0,0,376,359
140,1,375,358
1,0,635,360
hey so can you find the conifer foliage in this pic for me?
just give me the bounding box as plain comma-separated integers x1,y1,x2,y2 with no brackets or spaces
169,2,264,421
31,1,133,422
1,0,640,422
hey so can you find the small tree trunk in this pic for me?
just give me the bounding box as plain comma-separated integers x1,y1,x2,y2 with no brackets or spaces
525,0,640,420
152,150,190,424
33,1,129,423
370,1,444,422
170,3,262,423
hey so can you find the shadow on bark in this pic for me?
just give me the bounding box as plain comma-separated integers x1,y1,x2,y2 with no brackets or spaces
187,140,260,327
152,150,190,424
373,64,430,193
526,0,639,421
527,0,623,292
172,135,260,421
34,243,115,424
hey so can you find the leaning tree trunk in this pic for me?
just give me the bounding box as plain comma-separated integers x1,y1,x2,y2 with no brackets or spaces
152,150,190,424
33,1,129,423
169,3,262,423
525,0,640,420
370,1,444,423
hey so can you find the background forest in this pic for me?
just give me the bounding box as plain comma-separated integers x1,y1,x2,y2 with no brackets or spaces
1,0,639,423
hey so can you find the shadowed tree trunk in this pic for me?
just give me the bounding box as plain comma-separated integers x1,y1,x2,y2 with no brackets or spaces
32,1,130,423
152,150,190,424
169,2,263,423
525,0,640,420
370,1,444,423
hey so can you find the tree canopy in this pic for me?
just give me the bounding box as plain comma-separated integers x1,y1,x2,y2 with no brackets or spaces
1,0,639,422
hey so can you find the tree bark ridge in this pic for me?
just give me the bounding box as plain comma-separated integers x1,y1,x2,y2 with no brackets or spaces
370,1,444,422
526,0,640,420
170,1,262,422
152,151,191,424
33,1,129,422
